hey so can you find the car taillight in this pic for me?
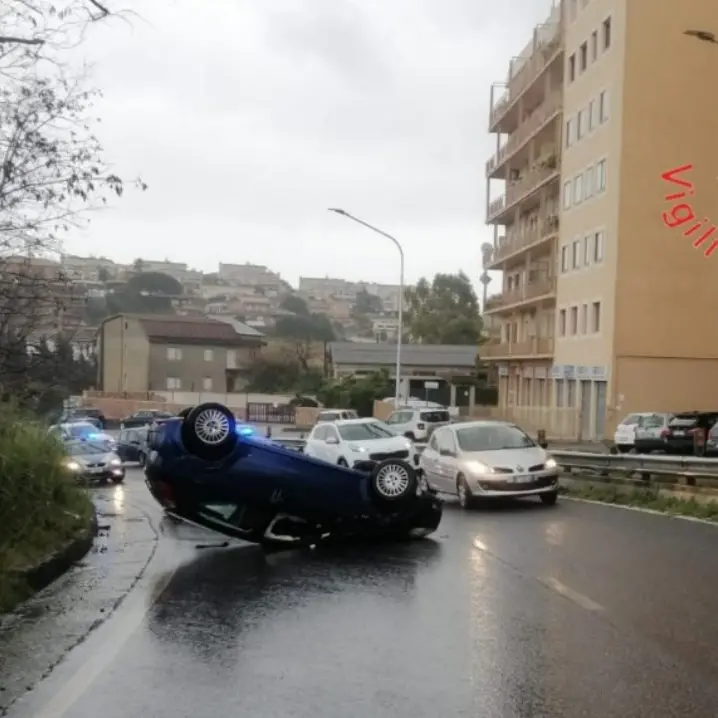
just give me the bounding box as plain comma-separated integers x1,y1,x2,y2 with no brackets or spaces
417,423,426,430
660,428,669,438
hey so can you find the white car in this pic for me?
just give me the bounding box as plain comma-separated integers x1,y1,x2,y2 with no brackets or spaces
304,418,420,468
49,421,117,452
613,412,658,453
384,407,451,443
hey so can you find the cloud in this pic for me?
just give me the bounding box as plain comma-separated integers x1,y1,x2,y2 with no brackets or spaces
64,0,554,289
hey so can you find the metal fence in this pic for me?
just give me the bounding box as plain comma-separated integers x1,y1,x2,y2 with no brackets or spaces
245,402,296,424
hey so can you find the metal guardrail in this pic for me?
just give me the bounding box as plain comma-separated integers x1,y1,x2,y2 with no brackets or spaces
552,450,718,483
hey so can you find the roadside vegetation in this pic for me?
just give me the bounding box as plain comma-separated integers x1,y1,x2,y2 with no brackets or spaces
0,405,93,613
561,482,718,521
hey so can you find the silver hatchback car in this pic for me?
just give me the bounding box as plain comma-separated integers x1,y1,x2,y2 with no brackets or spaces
420,421,559,508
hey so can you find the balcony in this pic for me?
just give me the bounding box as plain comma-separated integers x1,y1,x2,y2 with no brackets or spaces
483,277,557,314
489,22,563,132
485,215,560,269
481,337,555,360
485,93,562,178
486,158,560,224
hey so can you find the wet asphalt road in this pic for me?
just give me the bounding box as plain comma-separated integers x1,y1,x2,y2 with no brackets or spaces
3,469,718,718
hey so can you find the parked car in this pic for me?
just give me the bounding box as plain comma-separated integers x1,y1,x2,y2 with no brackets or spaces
304,418,420,468
121,410,174,429
384,407,451,442
116,426,151,466
49,421,116,452
144,402,443,548
59,407,106,429
613,412,661,453
64,439,125,484
662,411,718,455
632,413,674,453
706,421,718,456
315,409,359,423
420,420,559,509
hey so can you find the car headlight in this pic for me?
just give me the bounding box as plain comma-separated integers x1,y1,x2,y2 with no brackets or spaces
544,458,557,469
348,444,367,453
110,458,122,466
465,460,492,475
66,461,81,471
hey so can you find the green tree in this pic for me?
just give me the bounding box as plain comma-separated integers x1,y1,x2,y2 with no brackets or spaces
404,272,482,345
280,294,310,316
316,370,392,416
273,313,335,372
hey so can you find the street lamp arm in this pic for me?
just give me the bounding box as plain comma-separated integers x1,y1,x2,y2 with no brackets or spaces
328,209,404,259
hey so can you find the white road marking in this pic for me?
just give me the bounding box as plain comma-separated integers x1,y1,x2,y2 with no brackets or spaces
31,568,176,718
541,576,604,612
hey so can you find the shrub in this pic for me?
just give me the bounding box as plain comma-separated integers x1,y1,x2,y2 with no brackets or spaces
0,404,93,611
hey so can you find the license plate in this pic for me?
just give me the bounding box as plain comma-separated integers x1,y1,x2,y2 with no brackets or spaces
88,467,104,474
673,431,685,436
511,475,530,483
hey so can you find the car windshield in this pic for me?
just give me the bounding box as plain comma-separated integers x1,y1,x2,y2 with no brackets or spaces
670,417,698,427
456,424,535,452
67,441,108,455
338,423,395,441
420,410,450,423
67,423,102,438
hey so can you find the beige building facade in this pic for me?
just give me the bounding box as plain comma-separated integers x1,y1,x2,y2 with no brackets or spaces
482,0,718,439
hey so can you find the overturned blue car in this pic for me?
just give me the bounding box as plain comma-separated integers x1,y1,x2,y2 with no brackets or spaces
144,403,443,548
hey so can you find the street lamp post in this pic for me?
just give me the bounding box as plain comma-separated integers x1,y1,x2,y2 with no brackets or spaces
328,209,405,408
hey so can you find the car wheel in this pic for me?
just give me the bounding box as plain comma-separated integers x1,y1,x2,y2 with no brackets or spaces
540,490,558,506
404,432,416,441
337,458,349,467
370,459,418,506
138,452,147,468
111,475,125,484
457,475,475,509
181,403,237,460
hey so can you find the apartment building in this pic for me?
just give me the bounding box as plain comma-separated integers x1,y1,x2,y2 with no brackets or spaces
482,0,718,440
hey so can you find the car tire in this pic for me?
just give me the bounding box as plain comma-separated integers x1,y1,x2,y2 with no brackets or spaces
540,490,558,506
111,475,125,484
457,474,475,509
369,459,418,506
404,432,416,441
180,403,237,461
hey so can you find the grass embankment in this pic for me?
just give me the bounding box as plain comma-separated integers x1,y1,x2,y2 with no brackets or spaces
0,408,93,613
560,482,718,522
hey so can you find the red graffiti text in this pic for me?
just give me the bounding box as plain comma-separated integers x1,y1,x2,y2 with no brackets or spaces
660,164,718,257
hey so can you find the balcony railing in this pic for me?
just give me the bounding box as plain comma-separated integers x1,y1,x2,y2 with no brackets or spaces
489,23,562,129
481,337,555,359
485,93,562,177
487,159,560,223
484,277,557,312
488,215,560,265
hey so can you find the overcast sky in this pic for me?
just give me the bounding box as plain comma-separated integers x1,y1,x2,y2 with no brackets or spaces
66,0,553,288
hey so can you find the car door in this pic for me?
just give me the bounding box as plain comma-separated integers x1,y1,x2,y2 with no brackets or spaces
323,425,341,464
420,434,441,489
434,429,460,495
305,425,326,460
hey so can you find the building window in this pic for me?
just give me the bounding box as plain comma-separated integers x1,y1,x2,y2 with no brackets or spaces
602,17,612,50
202,377,213,391
166,376,181,390
561,245,569,272
593,230,605,262
572,238,581,269
581,303,588,333
559,309,567,336
596,159,607,192
573,174,583,204
592,301,602,332
565,118,574,147
204,349,214,361
569,53,576,82
588,100,596,131
583,235,591,265
591,30,598,61
579,42,588,72
599,90,609,123
584,166,593,198
570,306,578,335
167,347,182,361
562,181,572,209
576,109,584,140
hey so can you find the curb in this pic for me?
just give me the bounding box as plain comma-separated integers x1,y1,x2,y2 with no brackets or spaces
7,506,98,602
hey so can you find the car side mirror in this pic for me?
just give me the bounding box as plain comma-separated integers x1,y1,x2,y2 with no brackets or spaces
326,437,339,445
